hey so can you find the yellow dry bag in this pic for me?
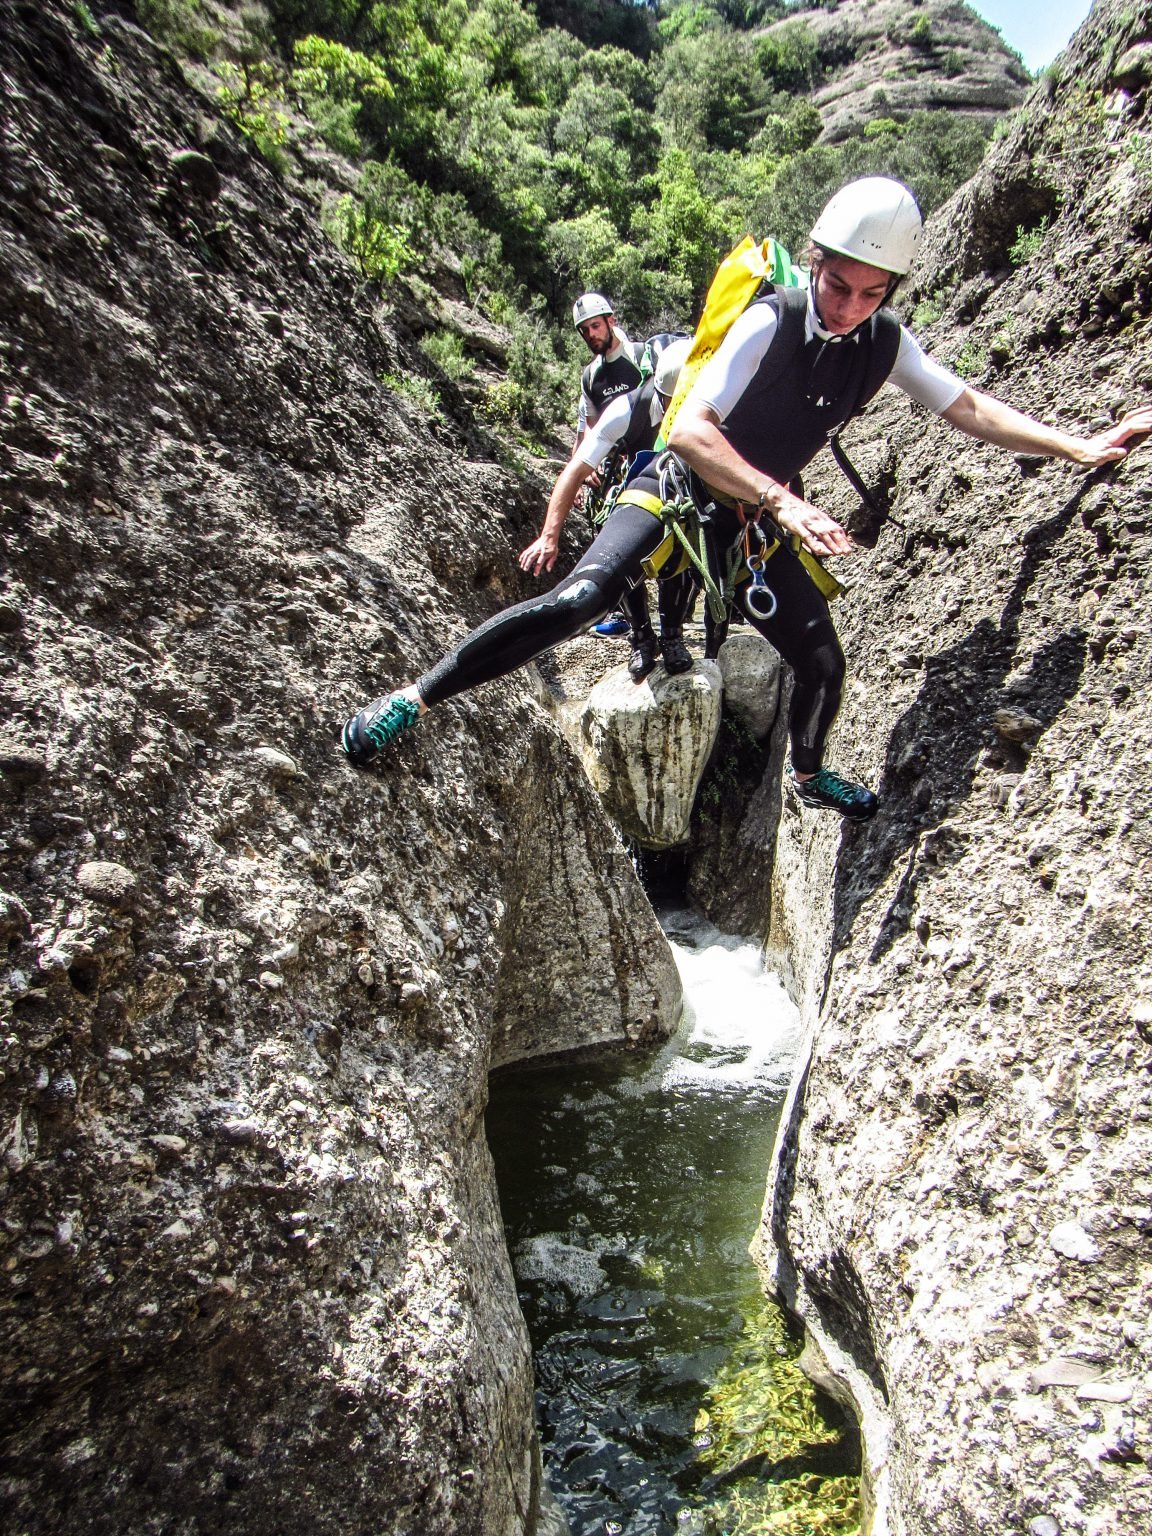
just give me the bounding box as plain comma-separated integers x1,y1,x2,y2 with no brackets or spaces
658,235,805,445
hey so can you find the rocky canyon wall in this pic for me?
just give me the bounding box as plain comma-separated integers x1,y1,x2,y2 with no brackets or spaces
0,5,680,1531
759,4,1152,1534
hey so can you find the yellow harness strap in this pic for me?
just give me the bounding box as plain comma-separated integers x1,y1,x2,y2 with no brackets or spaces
615,489,842,601
614,488,689,581
616,490,664,517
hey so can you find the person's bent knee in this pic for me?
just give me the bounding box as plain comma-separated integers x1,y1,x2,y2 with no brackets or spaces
796,632,845,693
551,574,614,628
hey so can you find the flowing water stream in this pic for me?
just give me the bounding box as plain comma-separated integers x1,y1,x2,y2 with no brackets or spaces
486,909,861,1536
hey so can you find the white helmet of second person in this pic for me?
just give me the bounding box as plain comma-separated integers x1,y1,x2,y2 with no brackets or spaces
654,337,692,399
809,177,923,275
572,292,614,329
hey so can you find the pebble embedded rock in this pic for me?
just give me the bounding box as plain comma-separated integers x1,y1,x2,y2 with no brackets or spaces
756,8,1152,1534
75,860,137,907
1048,1220,1100,1262
0,739,47,785
168,148,221,199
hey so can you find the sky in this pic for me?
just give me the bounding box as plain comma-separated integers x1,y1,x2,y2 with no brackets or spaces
967,0,1095,73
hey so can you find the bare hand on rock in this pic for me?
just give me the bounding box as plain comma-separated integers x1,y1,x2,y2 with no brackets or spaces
1073,404,1152,466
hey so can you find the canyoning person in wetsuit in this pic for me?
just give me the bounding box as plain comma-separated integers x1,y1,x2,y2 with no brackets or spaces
520,334,697,682
661,176,1151,818
570,291,645,642
341,178,1152,806
573,291,646,441
568,294,695,663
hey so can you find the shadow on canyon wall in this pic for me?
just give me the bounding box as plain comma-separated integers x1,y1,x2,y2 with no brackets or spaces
829,473,1100,971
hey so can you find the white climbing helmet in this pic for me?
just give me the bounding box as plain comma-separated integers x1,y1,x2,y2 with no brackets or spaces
572,292,614,328
654,336,692,398
810,176,923,275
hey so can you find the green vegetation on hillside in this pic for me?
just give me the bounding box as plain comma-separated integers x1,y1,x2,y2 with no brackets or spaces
137,0,1001,437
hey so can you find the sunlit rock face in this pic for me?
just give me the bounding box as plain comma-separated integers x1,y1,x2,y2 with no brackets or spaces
757,2,1152,1533
578,663,723,848
488,722,683,1070
763,0,1031,145
717,633,782,742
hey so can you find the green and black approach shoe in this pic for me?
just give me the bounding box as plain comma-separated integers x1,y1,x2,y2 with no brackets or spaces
628,625,659,683
788,765,878,822
342,693,421,765
660,629,692,675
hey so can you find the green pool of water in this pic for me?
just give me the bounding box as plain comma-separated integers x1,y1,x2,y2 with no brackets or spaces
486,909,860,1536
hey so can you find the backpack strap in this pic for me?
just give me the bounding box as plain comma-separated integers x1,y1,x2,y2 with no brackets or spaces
826,306,902,527
752,284,809,390
851,307,901,418
619,377,658,459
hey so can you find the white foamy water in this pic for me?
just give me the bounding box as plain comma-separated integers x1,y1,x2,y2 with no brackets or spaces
657,909,803,1095
513,1234,608,1296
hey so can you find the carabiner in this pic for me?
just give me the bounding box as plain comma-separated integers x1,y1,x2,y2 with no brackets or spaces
744,555,777,620
742,523,777,619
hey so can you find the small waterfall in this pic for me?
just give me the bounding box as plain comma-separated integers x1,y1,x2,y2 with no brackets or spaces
487,910,860,1535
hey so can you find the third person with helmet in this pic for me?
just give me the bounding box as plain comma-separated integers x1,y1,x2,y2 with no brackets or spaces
341,179,1151,799
568,293,696,668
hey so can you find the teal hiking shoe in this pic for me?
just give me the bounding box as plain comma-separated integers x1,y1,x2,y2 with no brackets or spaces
789,766,878,822
342,693,421,766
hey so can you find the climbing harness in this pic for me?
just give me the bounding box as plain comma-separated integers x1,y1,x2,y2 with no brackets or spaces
651,454,732,624
608,453,775,627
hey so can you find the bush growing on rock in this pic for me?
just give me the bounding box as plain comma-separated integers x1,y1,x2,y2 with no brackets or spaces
135,0,1019,436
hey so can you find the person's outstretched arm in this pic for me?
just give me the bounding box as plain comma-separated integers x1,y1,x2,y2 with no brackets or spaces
519,392,636,575
941,390,1152,466
518,453,592,576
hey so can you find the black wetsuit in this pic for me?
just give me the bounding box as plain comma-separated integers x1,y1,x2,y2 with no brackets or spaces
419,294,898,774
580,342,644,432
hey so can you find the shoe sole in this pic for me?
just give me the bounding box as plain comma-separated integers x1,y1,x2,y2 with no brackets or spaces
341,717,376,766
792,791,878,822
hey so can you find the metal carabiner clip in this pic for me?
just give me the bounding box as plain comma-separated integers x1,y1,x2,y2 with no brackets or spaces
744,555,777,620
742,523,777,620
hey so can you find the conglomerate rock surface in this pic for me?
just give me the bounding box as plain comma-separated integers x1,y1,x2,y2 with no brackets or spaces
0,5,680,1532
758,3,1152,1533
763,0,1030,144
